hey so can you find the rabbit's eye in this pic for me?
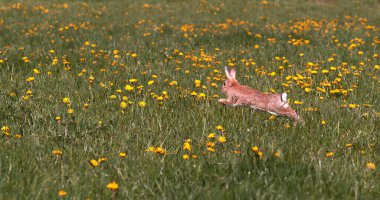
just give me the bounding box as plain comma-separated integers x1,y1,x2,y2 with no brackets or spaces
223,82,226,86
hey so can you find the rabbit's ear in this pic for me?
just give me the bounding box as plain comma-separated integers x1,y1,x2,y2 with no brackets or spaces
224,66,231,79
230,68,236,79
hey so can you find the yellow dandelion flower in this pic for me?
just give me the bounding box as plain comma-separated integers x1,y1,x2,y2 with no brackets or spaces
148,80,154,85
274,151,281,158
207,147,215,152
26,77,35,82
55,116,61,122
119,152,127,158
62,97,71,104
131,53,137,58
321,120,326,125
138,101,146,107
215,125,224,131
58,190,67,197
52,150,62,155
1,126,10,133
294,100,303,105
325,152,334,157
345,143,353,148
207,142,215,148
207,133,216,139
125,84,134,91
106,181,119,191
183,142,191,151
120,101,128,109
89,159,99,167
154,147,166,155
251,146,259,153
88,76,94,83
145,146,155,152
67,109,74,114
367,162,376,170
257,151,263,159
218,136,227,143
129,78,138,83
33,68,40,74
182,154,190,160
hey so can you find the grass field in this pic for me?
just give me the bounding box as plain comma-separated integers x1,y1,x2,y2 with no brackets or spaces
0,0,379,199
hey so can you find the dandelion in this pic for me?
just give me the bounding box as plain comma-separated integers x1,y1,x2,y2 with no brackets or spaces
52,150,62,155
131,53,137,58
207,142,215,148
125,85,134,91
251,146,259,153
88,76,94,83
106,181,119,190
215,125,224,131
182,154,190,160
67,109,74,114
218,136,227,143
83,103,89,109
367,162,376,170
154,147,166,155
321,120,326,125
194,80,201,87
33,68,40,74
58,190,67,197
62,97,71,104
138,101,146,107
183,141,191,151
55,116,61,122
89,159,99,167
207,147,215,152
119,152,127,158
26,77,35,82
120,102,127,109
325,152,334,157
274,151,281,158
256,151,263,159
129,78,138,83
207,133,216,139
345,143,353,148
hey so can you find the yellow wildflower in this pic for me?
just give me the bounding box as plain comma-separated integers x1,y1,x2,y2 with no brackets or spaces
183,142,191,151
367,162,376,170
138,101,146,107
251,146,259,153
325,152,334,157
207,133,216,139
106,181,119,190
125,84,134,91
89,159,99,167
218,136,227,143
52,150,62,155
58,190,67,197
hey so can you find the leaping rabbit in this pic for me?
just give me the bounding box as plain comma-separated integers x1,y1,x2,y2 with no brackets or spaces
219,66,304,124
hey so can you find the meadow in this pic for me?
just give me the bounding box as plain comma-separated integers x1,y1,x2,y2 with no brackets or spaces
0,0,379,199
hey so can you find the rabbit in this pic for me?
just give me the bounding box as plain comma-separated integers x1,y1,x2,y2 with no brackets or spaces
219,66,304,124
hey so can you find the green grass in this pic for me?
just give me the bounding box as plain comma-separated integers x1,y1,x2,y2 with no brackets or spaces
0,0,379,199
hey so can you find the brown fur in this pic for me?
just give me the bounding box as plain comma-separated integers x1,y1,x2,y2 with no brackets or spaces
219,67,304,124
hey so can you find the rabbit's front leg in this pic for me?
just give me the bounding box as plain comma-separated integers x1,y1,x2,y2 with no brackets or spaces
218,98,234,105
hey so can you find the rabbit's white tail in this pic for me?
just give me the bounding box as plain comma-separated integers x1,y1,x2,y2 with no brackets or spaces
281,93,287,103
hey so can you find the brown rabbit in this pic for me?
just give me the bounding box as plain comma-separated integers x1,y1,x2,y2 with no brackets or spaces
219,66,304,124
